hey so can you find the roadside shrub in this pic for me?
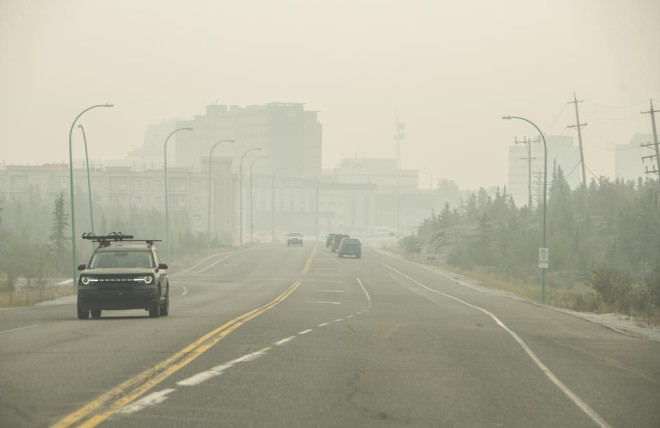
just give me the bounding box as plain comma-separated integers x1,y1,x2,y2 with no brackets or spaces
589,265,653,315
589,265,633,306
398,234,421,254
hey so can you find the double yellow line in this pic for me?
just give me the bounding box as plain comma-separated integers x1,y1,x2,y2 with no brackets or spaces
53,246,317,428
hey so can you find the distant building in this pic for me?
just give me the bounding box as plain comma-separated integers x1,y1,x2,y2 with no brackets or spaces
0,161,238,245
508,135,581,207
615,134,654,181
173,103,322,180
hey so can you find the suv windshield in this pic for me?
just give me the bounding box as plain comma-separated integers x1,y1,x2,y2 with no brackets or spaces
89,251,155,269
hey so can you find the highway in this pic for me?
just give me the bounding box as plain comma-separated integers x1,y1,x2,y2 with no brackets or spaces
1,244,659,427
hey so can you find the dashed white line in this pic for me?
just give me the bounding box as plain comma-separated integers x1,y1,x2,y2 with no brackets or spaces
356,277,371,302
381,262,612,428
0,324,39,335
119,388,175,414
334,318,344,322
318,322,329,327
321,289,344,293
346,315,354,319
177,347,271,387
274,336,296,346
298,329,312,335
311,301,342,305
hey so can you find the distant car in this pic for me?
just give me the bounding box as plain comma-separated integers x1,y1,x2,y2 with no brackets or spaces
326,233,336,248
287,232,303,246
338,238,362,258
331,234,350,252
76,232,169,320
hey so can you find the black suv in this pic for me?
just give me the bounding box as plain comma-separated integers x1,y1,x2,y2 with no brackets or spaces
76,233,169,319
338,238,362,258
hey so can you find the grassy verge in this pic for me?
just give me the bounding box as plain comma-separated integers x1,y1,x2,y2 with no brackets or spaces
0,285,75,308
391,248,659,327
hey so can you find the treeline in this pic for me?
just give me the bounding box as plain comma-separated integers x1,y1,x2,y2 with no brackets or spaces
0,188,224,305
400,167,660,316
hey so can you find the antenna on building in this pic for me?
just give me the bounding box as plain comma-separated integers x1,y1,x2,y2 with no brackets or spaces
394,117,405,169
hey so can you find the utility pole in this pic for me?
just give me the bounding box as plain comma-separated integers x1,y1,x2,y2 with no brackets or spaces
641,99,660,179
641,99,660,209
568,93,589,219
515,136,538,208
533,170,543,207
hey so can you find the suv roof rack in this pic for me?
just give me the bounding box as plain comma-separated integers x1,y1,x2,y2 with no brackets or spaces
82,232,162,248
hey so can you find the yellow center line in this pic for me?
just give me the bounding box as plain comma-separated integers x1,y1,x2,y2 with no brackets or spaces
52,245,318,428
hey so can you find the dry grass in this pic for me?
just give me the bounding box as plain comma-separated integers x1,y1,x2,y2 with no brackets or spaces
0,286,76,308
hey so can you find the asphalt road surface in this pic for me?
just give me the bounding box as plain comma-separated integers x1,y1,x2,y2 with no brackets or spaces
1,244,659,427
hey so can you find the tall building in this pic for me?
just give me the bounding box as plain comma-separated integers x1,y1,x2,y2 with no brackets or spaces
508,135,581,207
615,134,654,181
173,103,322,180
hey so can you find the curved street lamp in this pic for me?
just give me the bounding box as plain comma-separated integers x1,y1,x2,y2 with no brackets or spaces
249,156,270,243
68,103,113,286
503,115,548,303
271,167,288,243
77,124,95,237
164,127,193,260
238,147,262,245
207,139,235,237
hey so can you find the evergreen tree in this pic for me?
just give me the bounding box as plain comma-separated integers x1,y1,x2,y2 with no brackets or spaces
50,192,69,271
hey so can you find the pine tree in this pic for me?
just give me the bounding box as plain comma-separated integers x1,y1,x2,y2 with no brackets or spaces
50,193,69,271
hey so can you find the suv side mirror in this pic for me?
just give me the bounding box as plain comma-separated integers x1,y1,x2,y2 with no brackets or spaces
158,263,168,270
77,264,86,271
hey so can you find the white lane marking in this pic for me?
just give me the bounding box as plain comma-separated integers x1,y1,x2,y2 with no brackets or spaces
56,279,74,286
356,277,371,303
298,329,312,335
311,301,342,305
382,262,612,428
173,284,188,297
322,289,344,293
190,247,258,274
177,347,271,387
334,318,344,322
274,336,296,346
318,322,329,327
316,267,338,270
0,324,39,335
119,388,175,414
346,315,354,319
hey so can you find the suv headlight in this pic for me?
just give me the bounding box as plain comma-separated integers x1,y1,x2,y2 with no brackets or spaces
143,275,153,284
80,276,99,285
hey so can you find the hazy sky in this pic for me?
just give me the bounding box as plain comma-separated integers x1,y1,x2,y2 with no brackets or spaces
1,0,658,189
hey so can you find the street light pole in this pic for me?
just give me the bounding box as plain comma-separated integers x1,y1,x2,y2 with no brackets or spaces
68,104,113,287
238,148,262,246
164,127,193,261
249,156,269,243
207,139,235,238
503,115,548,303
272,167,287,243
78,124,95,236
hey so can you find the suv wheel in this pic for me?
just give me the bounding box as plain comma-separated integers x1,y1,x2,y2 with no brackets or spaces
149,290,161,318
91,309,102,319
160,290,169,317
77,304,89,320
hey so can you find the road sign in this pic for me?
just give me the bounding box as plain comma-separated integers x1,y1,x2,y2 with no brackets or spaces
538,247,549,269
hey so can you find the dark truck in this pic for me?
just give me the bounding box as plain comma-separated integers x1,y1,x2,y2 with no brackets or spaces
338,238,362,258
76,232,170,319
